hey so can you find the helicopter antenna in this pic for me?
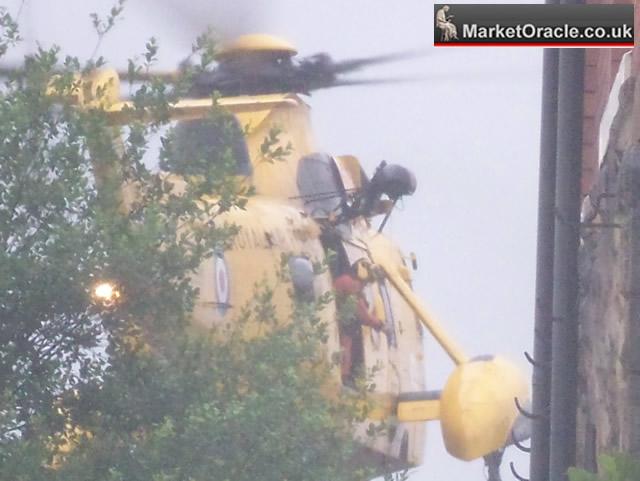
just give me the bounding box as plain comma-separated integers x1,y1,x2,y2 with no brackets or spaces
15,0,27,22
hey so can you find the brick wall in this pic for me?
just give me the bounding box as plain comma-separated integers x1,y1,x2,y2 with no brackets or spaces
580,0,635,195
582,48,630,193
576,71,640,467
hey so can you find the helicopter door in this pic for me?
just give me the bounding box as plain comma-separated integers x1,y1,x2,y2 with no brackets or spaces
319,233,364,386
333,155,365,193
341,241,397,349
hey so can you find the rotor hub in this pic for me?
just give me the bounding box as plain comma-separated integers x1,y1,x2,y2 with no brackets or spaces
216,34,298,60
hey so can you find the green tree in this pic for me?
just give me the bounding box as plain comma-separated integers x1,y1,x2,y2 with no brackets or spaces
0,5,376,481
568,454,640,481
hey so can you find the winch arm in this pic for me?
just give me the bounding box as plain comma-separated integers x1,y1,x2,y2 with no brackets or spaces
373,258,469,366
369,253,529,461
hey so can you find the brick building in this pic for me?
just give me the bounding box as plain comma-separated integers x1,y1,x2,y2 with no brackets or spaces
572,0,639,471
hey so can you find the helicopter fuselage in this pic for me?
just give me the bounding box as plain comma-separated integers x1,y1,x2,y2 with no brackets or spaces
184,93,428,468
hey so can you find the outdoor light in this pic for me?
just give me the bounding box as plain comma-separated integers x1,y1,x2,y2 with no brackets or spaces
92,281,121,307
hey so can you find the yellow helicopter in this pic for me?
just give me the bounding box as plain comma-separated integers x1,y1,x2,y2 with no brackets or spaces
66,33,529,477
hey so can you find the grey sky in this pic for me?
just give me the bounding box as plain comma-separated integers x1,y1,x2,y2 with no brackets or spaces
5,0,542,478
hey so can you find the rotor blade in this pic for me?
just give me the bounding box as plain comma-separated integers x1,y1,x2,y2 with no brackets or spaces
115,70,181,83
331,77,422,88
0,62,182,84
0,62,63,77
0,65,19,77
332,50,431,74
334,69,542,87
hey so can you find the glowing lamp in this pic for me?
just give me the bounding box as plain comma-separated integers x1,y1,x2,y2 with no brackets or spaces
92,281,121,306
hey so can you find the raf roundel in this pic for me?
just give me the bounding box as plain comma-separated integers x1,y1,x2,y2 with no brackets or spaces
214,253,230,315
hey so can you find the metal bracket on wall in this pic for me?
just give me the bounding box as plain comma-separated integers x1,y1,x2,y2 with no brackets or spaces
512,431,532,454
515,397,548,421
510,462,530,481
525,350,550,370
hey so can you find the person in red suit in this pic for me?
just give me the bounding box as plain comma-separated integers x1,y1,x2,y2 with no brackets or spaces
334,272,385,386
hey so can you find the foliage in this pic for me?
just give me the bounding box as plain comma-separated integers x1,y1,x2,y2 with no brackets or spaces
568,454,640,481
0,20,243,436
3,286,368,481
0,4,380,481
259,126,294,164
384,470,411,481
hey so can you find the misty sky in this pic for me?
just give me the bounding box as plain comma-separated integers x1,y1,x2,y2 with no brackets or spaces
4,0,543,479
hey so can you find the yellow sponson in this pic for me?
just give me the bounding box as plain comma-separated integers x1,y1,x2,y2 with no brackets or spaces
439,356,529,461
216,34,298,59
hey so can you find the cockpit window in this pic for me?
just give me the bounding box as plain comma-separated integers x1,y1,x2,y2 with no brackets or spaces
297,152,344,218
160,115,251,176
